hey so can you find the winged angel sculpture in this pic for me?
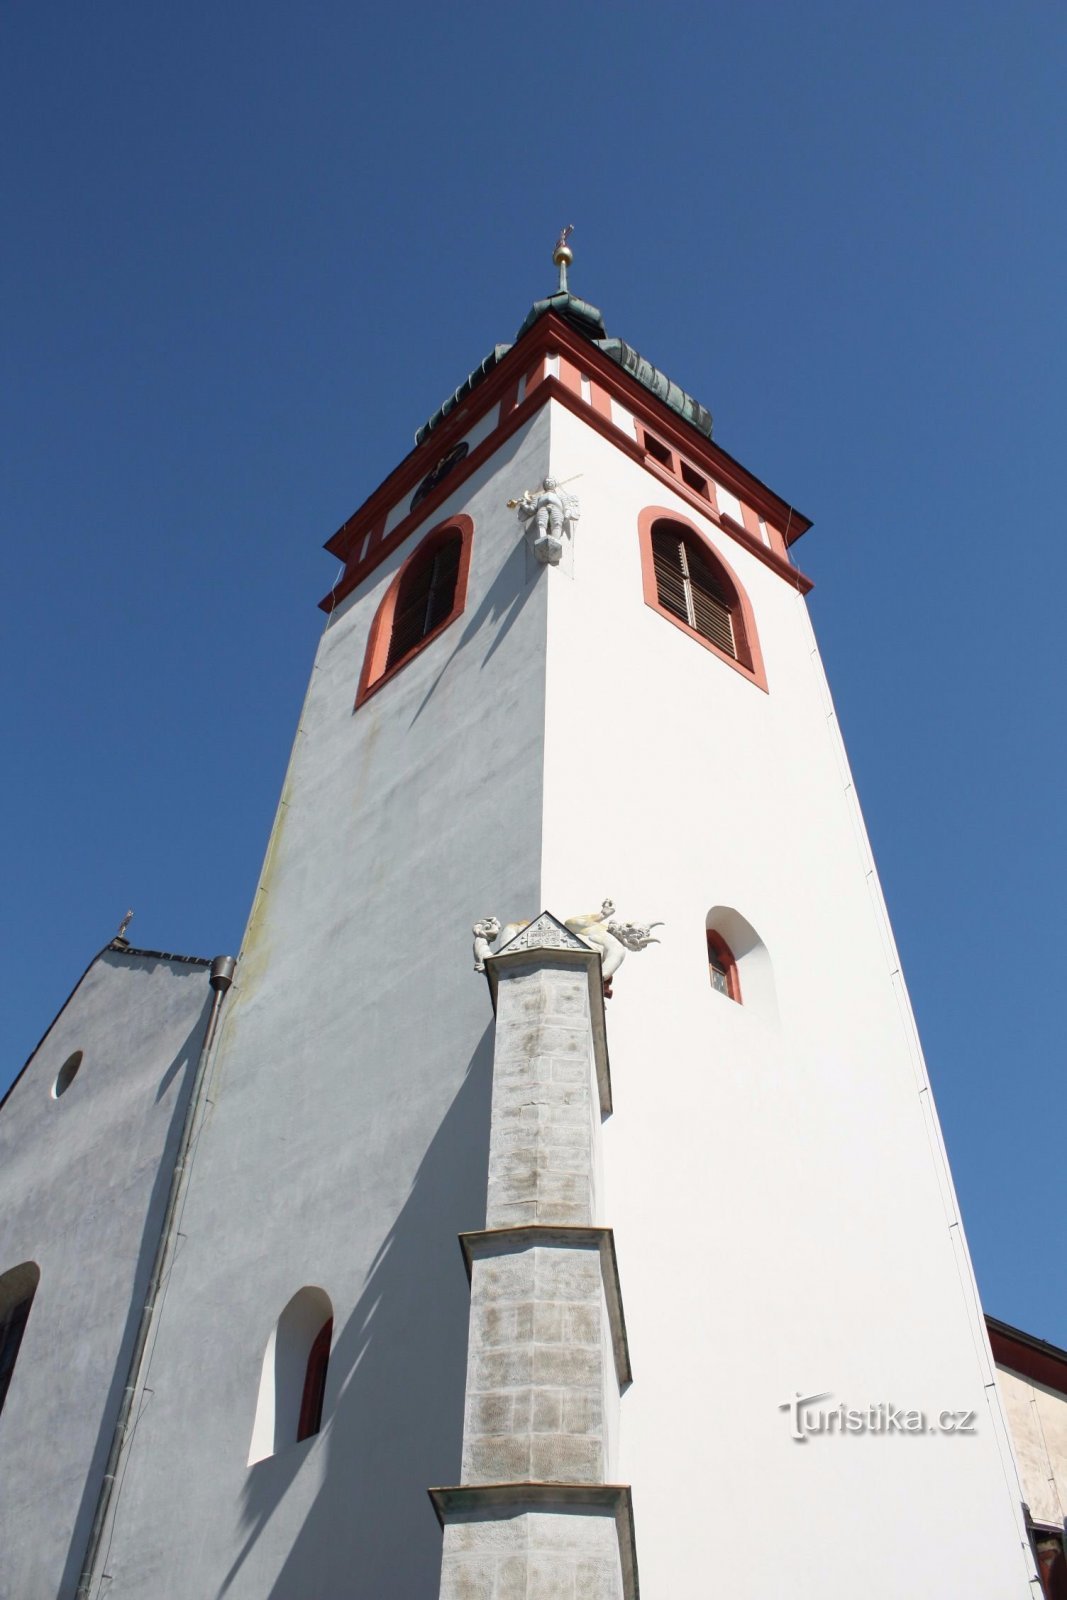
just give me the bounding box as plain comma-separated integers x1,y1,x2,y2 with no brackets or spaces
472,899,662,997
507,477,580,566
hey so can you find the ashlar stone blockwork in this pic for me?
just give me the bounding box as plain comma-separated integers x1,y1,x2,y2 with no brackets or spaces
438,1501,628,1600
462,1239,607,1485
431,937,637,1600
485,962,599,1229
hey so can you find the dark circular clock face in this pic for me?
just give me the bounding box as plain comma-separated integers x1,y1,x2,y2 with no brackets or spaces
410,440,469,512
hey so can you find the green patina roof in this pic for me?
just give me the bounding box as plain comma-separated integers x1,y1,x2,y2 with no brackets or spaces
415,287,712,446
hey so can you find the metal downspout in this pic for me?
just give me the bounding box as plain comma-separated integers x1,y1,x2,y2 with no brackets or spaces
75,953,236,1599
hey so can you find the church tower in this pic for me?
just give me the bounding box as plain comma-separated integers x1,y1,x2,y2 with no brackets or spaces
3,242,1039,1598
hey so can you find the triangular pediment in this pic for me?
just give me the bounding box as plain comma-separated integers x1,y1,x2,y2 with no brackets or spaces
495,910,593,956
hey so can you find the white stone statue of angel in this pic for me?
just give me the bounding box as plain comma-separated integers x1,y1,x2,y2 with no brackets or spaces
506,477,580,565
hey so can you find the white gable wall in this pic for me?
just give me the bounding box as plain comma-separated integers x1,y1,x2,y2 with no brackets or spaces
0,950,213,1600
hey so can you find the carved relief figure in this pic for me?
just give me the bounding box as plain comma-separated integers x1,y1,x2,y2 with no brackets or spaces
473,899,661,997
563,901,629,996
472,917,502,973
507,477,580,566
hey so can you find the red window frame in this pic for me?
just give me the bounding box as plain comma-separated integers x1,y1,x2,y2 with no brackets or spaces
707,929,742,1003
637,507,767,692
355,515,474,708
297,1316,332,1443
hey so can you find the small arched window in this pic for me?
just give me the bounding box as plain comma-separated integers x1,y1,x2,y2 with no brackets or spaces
706,907,778,1024
0,1263,40,1417
638,509,767,690
707,930,741,1002
248,1286,333,1463
356,516,474,707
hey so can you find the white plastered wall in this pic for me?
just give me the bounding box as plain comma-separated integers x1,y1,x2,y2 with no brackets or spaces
97,409,558,1600
538,398,1035,1597
0,950,214,1600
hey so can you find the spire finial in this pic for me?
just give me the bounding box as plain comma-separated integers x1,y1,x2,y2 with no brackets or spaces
115,908,134,945
553,224,574,293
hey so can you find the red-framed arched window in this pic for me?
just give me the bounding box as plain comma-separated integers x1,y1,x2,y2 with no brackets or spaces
248,1286,333,1463
707,929,742,1003
355,515,474,708
637,508,767,691
297,1315,333,1443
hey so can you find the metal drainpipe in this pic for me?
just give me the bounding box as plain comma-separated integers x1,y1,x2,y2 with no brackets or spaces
75,954,237,1599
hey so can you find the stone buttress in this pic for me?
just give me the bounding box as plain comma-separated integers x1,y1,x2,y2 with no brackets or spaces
430,913,638,1599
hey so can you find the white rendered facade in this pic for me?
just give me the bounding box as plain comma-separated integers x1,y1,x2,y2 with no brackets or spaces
0,293,1044,1597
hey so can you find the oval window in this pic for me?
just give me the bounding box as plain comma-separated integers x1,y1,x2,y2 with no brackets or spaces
52,1051,83,1099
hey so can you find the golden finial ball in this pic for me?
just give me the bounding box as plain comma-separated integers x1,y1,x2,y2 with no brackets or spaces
553,242,574,267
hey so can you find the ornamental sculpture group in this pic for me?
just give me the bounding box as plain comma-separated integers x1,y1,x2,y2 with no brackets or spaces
472,900,662,998
506,477,580,566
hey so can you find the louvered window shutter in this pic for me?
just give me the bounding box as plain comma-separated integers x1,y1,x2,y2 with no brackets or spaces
651,527,737,659
386,536,462,671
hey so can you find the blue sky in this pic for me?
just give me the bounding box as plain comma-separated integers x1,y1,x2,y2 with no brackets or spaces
3,4,1064,1342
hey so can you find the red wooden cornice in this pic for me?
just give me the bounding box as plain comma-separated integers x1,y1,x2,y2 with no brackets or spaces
319,312,813,614
987,1315,1067,1396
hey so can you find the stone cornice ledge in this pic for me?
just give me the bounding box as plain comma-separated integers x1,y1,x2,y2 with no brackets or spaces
484,945,612,1116
427,1482,639,1600
459,1224,631,1388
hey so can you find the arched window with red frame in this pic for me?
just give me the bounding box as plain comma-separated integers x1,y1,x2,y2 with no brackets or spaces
356,515,474,707
297,1315,332,1443
706,929,741,1003
248,1285,333,1463
637,508,767,691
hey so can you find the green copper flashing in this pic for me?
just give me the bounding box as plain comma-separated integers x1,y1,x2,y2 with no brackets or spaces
414,344,512,447
516,290,608,342
415,283,713,444
595,337,712,438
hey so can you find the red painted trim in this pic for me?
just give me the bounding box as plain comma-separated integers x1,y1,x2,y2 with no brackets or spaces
525,354,547,397
498,377,521,423
322,371,812,615
988,1318,1067,1397
761,515,788,560
640,426,677,475
720,512,750,543
633,449,812,597
320,312,812,610
706,929,742,1003
558,353,583,396
297,1316,332,1442
637,506,769,692
740,502,762,542
354,515,474,709
589,380,612,421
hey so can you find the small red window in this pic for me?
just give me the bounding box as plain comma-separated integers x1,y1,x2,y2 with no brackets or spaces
707,930,741,1003
297,1316,332,1443
643,431,674,469
680,461,710,499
